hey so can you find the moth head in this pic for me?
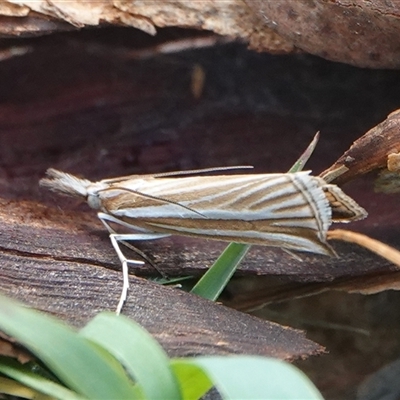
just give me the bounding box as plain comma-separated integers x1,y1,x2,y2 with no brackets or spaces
40,168,106,210
86,185,106,210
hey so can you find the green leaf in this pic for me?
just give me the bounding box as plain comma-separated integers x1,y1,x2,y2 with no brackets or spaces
171,359,213,400
0,356,83,399
0,295,137,399
190,243,250,300
80,312,181,400
186,356,324,400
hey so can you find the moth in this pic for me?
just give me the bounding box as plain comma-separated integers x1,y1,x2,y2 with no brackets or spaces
40,167,367,313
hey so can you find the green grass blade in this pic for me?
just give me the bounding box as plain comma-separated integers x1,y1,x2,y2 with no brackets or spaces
190,243,250,300
171,359,213,400
288,131,319,173
0,295,137,399
80,312,181,400
0,376,52,400
191,133,320,301
186,356,324,400
0,356,84,399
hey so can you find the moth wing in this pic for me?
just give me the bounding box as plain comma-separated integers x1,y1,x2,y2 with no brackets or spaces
105,172,335,255
322,183,367,222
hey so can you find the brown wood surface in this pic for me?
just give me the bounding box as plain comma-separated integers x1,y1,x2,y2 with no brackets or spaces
0,198,322,358
4,1,400,68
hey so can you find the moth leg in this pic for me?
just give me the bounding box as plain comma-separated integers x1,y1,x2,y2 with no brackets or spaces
98,212,169,275
282,248,303,262
97,212,170,314
109,233,168,315
98,212,156,234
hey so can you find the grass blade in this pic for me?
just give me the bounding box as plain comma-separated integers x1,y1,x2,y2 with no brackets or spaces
190,243,250,300
0,356,84,399
0,376,52,400
289,131,319,173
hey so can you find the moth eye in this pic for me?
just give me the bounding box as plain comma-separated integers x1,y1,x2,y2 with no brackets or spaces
87,193,101,210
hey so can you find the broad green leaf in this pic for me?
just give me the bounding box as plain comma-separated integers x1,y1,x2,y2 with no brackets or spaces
0,356,83,399
187,356,324,400
0,295,137,399
171,359,213,400
81,312,181,400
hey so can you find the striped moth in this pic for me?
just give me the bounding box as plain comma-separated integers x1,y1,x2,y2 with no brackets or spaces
40,167,367,313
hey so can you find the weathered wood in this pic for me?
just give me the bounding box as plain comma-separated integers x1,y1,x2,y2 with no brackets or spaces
4,1,400,68
321,109,400,185
0,199,323,359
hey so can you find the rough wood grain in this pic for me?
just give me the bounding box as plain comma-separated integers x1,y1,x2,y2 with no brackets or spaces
0,198,323,359
0,0,292,53
247,0,400,68
321,109,400,185
4,1,400,67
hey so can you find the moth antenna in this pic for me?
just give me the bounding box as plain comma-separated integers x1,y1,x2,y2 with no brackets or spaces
99,186,207,218
149,165,254,178
102,165,254,183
